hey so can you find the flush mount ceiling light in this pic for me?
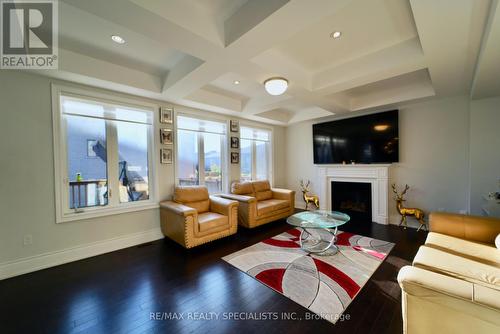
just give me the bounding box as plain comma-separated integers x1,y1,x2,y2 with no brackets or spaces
233,80,240,85
330,31,342,39
111,35,126,44
264,77,288,95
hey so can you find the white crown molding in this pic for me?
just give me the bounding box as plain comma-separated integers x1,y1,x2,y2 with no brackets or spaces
0,228,163,280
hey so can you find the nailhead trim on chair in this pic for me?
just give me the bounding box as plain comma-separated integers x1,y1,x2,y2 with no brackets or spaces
184,206,238,249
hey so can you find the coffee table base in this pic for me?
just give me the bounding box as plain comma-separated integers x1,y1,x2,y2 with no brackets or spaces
299,227,338,255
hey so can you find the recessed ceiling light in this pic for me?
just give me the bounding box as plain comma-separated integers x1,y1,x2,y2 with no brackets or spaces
233,80,240,85
330,31,342,39
264,77,288,95
111,35,126,44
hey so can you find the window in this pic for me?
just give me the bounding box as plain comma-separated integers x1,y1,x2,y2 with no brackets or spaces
53,86,157,222
240,126,272,182
177,115,226,193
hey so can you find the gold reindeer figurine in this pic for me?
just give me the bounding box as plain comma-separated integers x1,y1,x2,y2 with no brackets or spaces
300,180,320,210
392,184,426,231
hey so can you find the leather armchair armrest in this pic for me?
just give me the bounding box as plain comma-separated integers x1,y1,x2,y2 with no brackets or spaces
429,212,500,245
398,265,500,310
398,265,472,300
160,201,197,217
210,196,238,216
272,188,295,200
219,193,257,204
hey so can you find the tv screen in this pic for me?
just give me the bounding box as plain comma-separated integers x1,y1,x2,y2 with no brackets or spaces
313,110,399,164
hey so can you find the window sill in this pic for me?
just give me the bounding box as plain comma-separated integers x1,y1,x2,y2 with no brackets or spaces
57,202,160,224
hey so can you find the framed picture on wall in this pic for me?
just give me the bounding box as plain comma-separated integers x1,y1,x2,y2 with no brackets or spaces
230,120,239,132
160,128,173,144
160,148,173,164
230,136,239,149
160,107,173,124
231,152,239,164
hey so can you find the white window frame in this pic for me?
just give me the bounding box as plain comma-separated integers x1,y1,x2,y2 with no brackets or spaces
239,125,273,184
175,113,228,194
52,84,159,223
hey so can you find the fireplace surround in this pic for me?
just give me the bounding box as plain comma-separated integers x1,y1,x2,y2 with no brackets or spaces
316,164,391,224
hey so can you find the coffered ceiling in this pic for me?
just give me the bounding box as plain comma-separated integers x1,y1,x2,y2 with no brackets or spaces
32,0,500,126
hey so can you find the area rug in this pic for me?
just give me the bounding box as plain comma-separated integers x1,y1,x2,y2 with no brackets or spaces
222,228,394,324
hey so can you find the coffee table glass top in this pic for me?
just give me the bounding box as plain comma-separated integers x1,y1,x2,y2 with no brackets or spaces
287,210,350,229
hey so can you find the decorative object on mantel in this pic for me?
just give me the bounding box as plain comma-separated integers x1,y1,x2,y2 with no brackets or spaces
230,120,239,132
160,107,173,124
391,184,426,231
300,179,320,210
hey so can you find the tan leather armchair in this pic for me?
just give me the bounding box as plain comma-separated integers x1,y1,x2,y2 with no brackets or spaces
220,180,295,228
160,186,238,248
398,213,500,334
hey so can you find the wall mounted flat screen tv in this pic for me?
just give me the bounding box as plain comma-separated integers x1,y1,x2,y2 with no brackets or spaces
313,110,399,164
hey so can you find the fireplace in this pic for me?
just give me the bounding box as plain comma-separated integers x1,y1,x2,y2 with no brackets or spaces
332,181,372,222
315,164,390,224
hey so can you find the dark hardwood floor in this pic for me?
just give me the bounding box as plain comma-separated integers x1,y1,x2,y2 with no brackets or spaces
0,218,427,334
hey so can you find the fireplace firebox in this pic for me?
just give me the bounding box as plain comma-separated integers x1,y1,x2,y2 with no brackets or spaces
331,181,372,222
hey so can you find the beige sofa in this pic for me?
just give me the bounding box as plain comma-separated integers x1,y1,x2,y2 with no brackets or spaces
398,212,500,334
160,186,238,248
220,180,295,228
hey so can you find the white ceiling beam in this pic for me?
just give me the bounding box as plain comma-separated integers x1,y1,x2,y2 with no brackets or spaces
409,0,490,96
61,0,221,60
185,88,243,113
60,0,352,119
471,0,500,99
349,70,435,111
224,0,290,46
158,0,352,98
162,57,205,92
312,38,426,95
53,49,163,92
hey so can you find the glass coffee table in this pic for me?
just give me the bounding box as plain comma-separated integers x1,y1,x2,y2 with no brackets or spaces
287,210,350,254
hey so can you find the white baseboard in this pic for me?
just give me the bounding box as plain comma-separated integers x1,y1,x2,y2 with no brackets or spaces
0,228,164,280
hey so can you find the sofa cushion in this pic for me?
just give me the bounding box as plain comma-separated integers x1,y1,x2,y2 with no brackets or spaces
255,190,273,201
413,245,500,290
198,212,228,232
252,180,273,201
174,186,210,213
252,180,271,192
231,181,254,196
425,232,500,267
257,199,289,217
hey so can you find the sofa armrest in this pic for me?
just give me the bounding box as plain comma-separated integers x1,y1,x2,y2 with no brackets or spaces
272,188,295,201
398,265,472,300
429,212,500,245
219,193,257,204
210,196,238,216
160,201,197,217
398,265,500,311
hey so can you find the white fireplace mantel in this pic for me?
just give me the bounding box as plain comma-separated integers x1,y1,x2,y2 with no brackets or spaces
315,164,391,225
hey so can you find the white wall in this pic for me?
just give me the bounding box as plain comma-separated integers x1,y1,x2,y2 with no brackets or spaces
0,71,285,277
469,96,500,215
286,96,472,226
